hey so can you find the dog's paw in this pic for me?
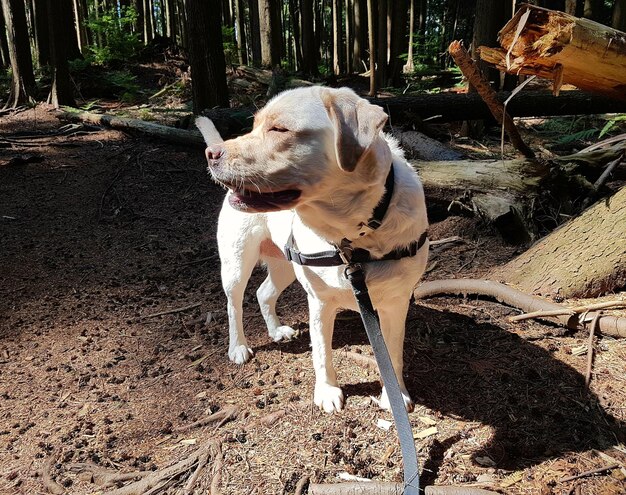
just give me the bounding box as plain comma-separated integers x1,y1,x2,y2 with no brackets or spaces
228,345,253,364
379,386,414,413
314,383,344,413
270,325,298,342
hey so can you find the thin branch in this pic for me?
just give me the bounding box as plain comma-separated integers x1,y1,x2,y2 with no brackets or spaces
559,463,619,483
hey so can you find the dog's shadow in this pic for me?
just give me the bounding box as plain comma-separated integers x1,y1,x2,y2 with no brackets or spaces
254,298,624,475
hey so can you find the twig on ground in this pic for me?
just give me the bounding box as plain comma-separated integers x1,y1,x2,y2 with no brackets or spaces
581,152,624,210
585,313,601,389
559,463,619,483
429,236,464,247
173,405,239,433
509,300,626,322
142,302,202,320
183,452,209,495
210,446,224,495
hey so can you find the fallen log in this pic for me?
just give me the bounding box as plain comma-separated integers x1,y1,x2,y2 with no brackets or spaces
491,185,626,298
479,4,626,100
413,279,626,338
57,108,205,147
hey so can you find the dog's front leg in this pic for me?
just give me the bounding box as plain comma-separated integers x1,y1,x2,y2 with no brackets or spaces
308,296,343,413
376,297,414,412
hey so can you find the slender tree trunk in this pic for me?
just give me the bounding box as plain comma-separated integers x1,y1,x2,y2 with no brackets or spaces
1,0,37,107
165,0,176,39
133,0,144,42
289,0,302,70
583,0,603,21
301,0,317,75
332,0,343,75
613,0,626,31
258,0,279,67
249,0,262,66
48,0,75,108
222,0,232,26
186,0,229,112
367,0,375,95
315,0,323,68
273,0,283,63
32,0,49,66
345,0,351,73
403,0,414,73
234,0,248,65
352,0,365,71
177,0,186,46
389,0,407,86
73,0,89,53
376,0,387,87
417,0,426,60
0,5,10,68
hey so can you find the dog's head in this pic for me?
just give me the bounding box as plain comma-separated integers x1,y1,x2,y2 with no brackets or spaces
198,87,390,213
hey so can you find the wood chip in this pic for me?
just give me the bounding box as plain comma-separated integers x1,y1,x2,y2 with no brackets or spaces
414,426,438,439
418,416,437,426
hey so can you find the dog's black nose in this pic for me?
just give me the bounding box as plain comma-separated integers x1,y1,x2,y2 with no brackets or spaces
205,145,224,165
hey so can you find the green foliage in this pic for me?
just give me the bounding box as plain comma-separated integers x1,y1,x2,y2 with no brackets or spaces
599,115,626,138
222,26,238,66
555,128,599,145
87,6,141,64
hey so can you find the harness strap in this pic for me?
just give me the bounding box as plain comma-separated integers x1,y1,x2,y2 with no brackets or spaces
284,231,428,266
346,264,420,494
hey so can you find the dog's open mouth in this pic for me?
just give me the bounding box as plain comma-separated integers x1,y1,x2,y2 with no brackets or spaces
228,188,301,211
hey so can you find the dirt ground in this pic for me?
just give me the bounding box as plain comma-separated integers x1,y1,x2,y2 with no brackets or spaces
1,107,625,495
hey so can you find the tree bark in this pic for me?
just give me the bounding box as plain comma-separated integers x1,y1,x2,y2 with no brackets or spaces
165,0,177,39
48,0,75,108
479,5,626,102
222,0,232,26
73,0,89,52
258,0,279,67
249,0,262,66
234,0,248,65
344,0,351,73
31,0,50,67
352,0,366,72
367,0,375,95
0,5,9,68
186,0,229,112
389,0,407,86
143,0,154,43
613,0,626,32
288,0,302,70
403,0,414,73
60,0,82,59
492,186,626,298
1,0,37,107
332,0,343,75
301,0,317,75
376,0,387,87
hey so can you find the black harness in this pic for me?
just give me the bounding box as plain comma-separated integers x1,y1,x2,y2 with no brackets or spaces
283,163,426,494
284,165,428,267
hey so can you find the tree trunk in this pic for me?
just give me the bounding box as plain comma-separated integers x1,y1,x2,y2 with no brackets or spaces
165,0,177,39
47,0,75,108
234,0,248,65
332,0,343,75
471,0,511,87
583,0,603,21
143,0,153,43
389,0,407,86
479,5,626,102
493,186,626,298
0,5,9,67
367,0,375,95
31,0,49,66
376,0,387,87
73,0,89,53
288,0,302,70
344,0,351,73
186,0,229,112
301,0,317,75
403,0,414,73
249,0,262,66
133,0,144,43
1,0,37,107
222,0,232,26
352,0,366,71
258,0,279,67
60,0,82,59
613,0,626,32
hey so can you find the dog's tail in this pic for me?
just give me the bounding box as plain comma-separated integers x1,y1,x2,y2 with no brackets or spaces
195,116,224,145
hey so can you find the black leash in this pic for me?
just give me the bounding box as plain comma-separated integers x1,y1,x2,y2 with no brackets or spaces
283,163,425,494
345,264,420,494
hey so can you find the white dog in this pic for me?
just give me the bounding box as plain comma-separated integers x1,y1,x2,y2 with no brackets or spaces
197,87,428,413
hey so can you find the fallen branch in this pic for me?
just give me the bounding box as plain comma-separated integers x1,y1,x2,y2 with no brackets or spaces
142,302,202,320
448,41,535,160
57,109,205,148
559,463,619,483
68,463,151,487
309,483,499,494
584,313,601,389
509,300,626,322
295,476,310,495
414,279,626,338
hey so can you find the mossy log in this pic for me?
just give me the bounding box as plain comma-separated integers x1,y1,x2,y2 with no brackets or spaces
479,4,626,100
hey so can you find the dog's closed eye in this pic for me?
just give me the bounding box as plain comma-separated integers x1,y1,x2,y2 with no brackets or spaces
269,126,289,133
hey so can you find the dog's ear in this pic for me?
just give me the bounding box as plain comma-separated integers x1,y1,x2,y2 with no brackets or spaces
323,90,388,172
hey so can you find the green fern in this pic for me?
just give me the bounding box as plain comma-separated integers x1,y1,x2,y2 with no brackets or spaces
555,128,598,145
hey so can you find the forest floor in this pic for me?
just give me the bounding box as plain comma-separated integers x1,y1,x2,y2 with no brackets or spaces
1,80,626,494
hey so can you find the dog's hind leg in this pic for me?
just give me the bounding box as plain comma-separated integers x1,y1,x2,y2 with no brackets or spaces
257,256,297,342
